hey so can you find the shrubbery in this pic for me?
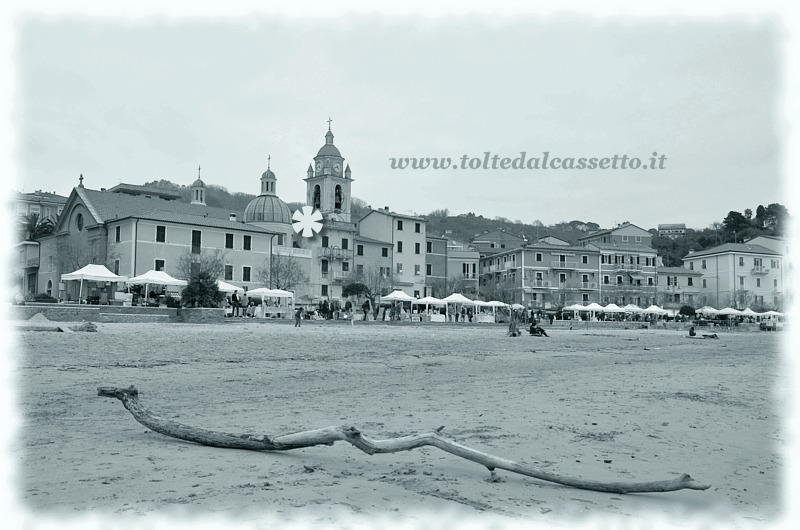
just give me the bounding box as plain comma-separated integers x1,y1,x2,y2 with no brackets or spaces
180,271,224,308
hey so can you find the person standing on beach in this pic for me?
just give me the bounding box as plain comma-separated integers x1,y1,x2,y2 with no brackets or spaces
295,307,303,327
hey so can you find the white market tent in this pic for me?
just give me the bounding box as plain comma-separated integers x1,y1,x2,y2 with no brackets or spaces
442,293,473,304
761,310,783,317
741,308,759,317
216,280,240,293
127,270,187,303
61,264,126,301
413,296,446,312
511,303,526,310
247,287,294,298
563,303,585,318
382,290,416,302
697,306,719,316
717,307,743,316
584,302,605,312
642,305,667,314
622,304,643,313
603,303,625,313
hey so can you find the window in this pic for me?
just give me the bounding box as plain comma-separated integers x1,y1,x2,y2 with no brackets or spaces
672,276,677,287
321,260,329,273
243,266,251,282
224,265,233,281
635,235,642,242
46,279,53,296
382,247,388,258
648,277,654,286
225,233,234,249
244,235,251,251
357,244,364,256
277,234,284,246
756,278,761,288
397,220,403,231
114,259,120,275
342,262,350,272
356,264,363,274
616,275,623,284
426,241,432,253
739,276,745,287
322,236,329,247
621,235,629,242
415,222,421,233
771,259,779,269
689,262,694,270
115,226,121,243
342,238,349,250
415,264,421,276
397,241,403,253
414,290,420,297
191,230,201,254
687,277,693,286
321,285,328,297
155,259,165,272
582,255,588,264
701,259,706,269
535,253,542,262
666,276,672,286
396,263,403,274
603,275,609,284
702,279,707,288
754,258,762,268
415,242,420,254
156,225,166,243
582,293,589,303
426,264,432,276
774,279,778,289
738,257,744,266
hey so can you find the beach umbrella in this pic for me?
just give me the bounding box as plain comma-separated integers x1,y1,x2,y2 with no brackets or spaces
62,264,126,302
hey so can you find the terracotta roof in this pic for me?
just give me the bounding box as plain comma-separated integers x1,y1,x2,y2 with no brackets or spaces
586,241,657,253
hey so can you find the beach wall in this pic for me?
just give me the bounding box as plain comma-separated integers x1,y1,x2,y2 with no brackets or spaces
8,303,223,324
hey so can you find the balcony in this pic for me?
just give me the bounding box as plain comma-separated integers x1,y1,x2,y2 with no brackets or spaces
504,261,518,270
550,260,578,269
578,282,597,289
273,246,312,258
525,280,551,288
331,271,354,283
322,219,356,232
320,247,354,260
751,266,769,275
614,263,642,271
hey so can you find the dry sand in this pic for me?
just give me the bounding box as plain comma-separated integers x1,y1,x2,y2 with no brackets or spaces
11,321,787,527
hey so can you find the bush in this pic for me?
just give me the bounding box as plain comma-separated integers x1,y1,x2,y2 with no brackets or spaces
33,293,58,303
678,305,696,317
180,271,224,308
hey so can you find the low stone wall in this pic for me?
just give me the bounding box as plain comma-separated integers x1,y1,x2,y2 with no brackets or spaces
8,303,223,324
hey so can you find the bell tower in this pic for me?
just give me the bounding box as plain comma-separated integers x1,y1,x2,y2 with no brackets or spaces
304,120,353,223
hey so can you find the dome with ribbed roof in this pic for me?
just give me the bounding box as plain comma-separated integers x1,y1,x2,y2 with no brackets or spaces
316,130,341,158
244,195,292,224
192,178,205,187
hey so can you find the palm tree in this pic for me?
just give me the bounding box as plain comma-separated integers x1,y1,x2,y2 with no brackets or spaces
19,213,55,241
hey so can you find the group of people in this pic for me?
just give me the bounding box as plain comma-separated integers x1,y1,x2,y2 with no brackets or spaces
224,290,285,318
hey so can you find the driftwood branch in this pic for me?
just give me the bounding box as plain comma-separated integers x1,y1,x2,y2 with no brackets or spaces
98,385,710,495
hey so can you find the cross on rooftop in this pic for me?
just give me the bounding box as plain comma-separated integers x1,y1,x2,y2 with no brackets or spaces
327,117,333,130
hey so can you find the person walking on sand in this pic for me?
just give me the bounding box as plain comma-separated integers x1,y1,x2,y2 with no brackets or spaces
295,307,303,327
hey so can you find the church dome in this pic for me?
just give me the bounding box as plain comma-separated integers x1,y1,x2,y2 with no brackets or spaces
243,195,292,224
261,168,276,179
316,130,341,158
192,178,205,187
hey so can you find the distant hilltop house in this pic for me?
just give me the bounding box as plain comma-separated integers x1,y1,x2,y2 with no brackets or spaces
471,229,528,257
658,223,686,239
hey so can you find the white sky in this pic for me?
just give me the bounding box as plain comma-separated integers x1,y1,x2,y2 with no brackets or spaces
11,14,785,230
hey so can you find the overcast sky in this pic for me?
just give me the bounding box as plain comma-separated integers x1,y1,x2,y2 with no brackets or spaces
13,15,783,230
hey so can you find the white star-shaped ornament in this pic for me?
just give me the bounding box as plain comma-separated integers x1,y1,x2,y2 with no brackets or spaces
292,206,323,238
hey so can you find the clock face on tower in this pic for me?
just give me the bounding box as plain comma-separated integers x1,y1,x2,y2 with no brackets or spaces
334,162,341,173
315,161,322,172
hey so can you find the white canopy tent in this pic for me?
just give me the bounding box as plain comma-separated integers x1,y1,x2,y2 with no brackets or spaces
126,270,187,305
246,287,295,318
382,290,416,302
622,304,643,313
697,306,719,316
61,264,126,302
413,295,446,313
511,303,526,310
761,310,783,317
642,305,667,315
740,308,759,317
442,293,474,321
563,303,585,319
717,307,743,316
216,280,240,294
603,303,625,313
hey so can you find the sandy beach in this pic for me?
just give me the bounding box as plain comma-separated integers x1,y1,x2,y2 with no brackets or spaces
11,321,787,527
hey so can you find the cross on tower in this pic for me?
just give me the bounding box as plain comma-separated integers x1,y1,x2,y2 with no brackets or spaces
78,174,84,187
327,117,333,131
267,154,271,169
197,165,201,177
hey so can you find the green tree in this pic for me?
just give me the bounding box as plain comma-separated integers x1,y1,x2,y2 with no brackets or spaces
181,271,225,308
723,211,750,240
19,213,55,241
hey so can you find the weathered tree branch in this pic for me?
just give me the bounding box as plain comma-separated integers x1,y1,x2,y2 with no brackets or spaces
98,385,710,494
